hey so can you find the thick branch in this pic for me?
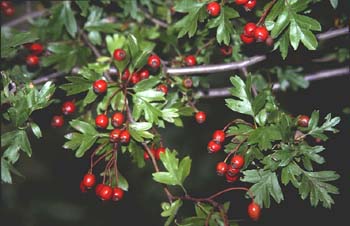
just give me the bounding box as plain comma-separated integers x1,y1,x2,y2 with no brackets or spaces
316,27,348,40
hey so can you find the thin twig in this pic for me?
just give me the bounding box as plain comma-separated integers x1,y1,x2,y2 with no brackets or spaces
257,0,277,26
138,7,168,28
2,10,47,27
80,30,101,58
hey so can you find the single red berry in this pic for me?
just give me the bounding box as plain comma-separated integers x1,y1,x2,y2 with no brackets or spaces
265,36,274,47
184,55,197,66
61,101,76,115
139,68,150,80
227,167,240,177
156,84,168,95
244,0,256,11
93,79,108,94
143,149,156,160
212,130,225,143
206,2,221,17
95,183,104,196
131,72,140,85
112,187,124,201
113,48,126,61
147,55,161,69
26,55,39,66
3,5,14,16
254,26,269,42
315,138,322,143
29,43,44,55
220,46,232,56
183,77,193,89
95,114,109,129
225,173,239,183
235,0,248,5
111,112,125,127
80,181,87,193
0,1,12,9
207,140,221,153
156,147,166,160
248,202,261,221
298,115,310,127
216,162,228,176
231,155,245,169
109,129,122,143
82,173,96,188
195,111,206,124
243,23,257,37
240,33,255,44
120,130,130,144
121,69,131,81
51,115,64,128
98,185,113,201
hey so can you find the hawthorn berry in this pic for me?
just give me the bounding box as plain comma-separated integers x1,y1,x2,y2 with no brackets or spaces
195,111,206,124
254,26,269,42
120,130,130,144
144,149,156,160
95,183,104,196
93,79,107,94
298,115,310,127
121,69,131,81
98,185,113,201
248,202,261,221
26,55,39,66
265,36,274,47
147,55,161,68
82,173,96,188
184,55,197,66
157,84,168,95
206,2,221,17
244,0,256,11
225,173,239,183
0,1,11,9
29,43,44,55
227,167,240,177
51,115,64,128
243,23,257,37
80,181,87,193
3,5,14,16
139,68,150,80
240,34,255,44
235,0,248,5
216,162,228,176
61,101,76,115
212,130,225,143
231,155,245,169
95,114,109,129
112,187,124,201
183,77,193,89
111,112,125,127
220,45,232,56
109,129,122,143
156,147,166,160
131,72,140,85
207,140,221,153
113,48,126,61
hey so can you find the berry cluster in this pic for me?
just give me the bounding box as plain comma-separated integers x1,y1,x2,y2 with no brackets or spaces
1,1,15,16
51,101,76,128
241,23,272,46
24,43,44,67
235,0,257,11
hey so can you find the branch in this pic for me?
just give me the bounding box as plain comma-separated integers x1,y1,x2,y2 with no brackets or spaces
316,27,348,40
2,10,47,27
80,30,101,58
138,7,168,28
257,0,277,26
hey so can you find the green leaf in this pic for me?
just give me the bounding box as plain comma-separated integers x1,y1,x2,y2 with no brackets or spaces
129,122,152,131
161,200,183,226
308,113,340,140
62,2,77,38
248,126,282,150
133,76,160,92
330,0,338,8
1,31,39,58
30,122,42,138
1,158,13,183
75,1,89,16
128,141,145,168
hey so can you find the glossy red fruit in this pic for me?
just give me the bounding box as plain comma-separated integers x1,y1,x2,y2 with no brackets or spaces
26,55,39,66
183,77,193,89
220,45,232,56
29,43,44,55
240,33,255,44
111,112,125,127
227,167,240,177
120,130,130,144
131,72,140,85
297,115,310,127
248,202,261,221
225,173,239,183
184,55,197,66
156,147,166,160
109,129,122,143
195,111,206,124
206,2,221,17
121,69,131,81
93,79,108,93
0,1,12,9
95,183,104,196
144,149,156,160
235,0,248,5
231,155,245,169
254,26,269,42
112,187,124,201
82,173,96,188
113,48,126,61
139,68,150,80
157,84,168,95
207,140,221,153
95,114,109,129
98,185,113,201
61,101,76,115
244,0,256,11
80,181,87,193
3,5,14,16
51,115,64,128
212,130,225,143
147,55,161,68
216,162,228,176
243,23,257,37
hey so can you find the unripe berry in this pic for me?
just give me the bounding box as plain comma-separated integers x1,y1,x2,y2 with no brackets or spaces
139,68,150,80
113,48,126,61
240,33,255,44
111,112,125,127
156,84,168,95
195,111,206,124
244,0,256,11
95,114,109,129
243,23,257,37
98,185,113,201
235,0,248,5
225,173,239,183
212,130,225,143
206,2,221,17
227,167,240,177
112,187,124,201
51,115,64,128
220,45,232,56
93,79,107,94
183,77,193,89
216,162,228,176
248,202,261,221
82,173,96,188
26,55,39,66
254,26,269,42
184,55,197,66
120,130,130,144
231,155,245,169
156,147,166,160
29,43,44,55
61,101,76,115
109,129,122,143
207,140,221,153
298,115,310,127
147,55,161,69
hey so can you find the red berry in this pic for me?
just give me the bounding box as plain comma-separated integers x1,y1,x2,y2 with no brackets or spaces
254,26,269,42
225,173,239,183
120,130,130,144
51,115,64,128
3,5,14,16
244,0,256,11
216,162,228,176
206,2,221,17
109,129,122,143
240,33,255,44
144,149,156,160
184,55,197,66
0,1,12,9
82,173,96,188
95,183,104,196
131,72,140,85
93,79,108,94
231,155,245,169
61,101,76,115
113,48,126,61
156,84,168,95
183,77,193,89
265,36,274,47
95,114,109,129
139,68,150,80
98,185,113,201
121,69,131,81
243,23,257,37
111,112,125,127
112,187,124,201
147,55,161,69
298,115,310,127
207,140,221,153
235,0,248,5
80,181,87,193
248,202,261,221
26,55,39,66
195,111,206,124
315,138,322,143
29,43,44,55
156,147,166,160
212,130,225,143
220,46,232,56
227,167,240,177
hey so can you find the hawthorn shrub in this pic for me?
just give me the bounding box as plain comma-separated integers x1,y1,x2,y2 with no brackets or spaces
1,1,349,225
